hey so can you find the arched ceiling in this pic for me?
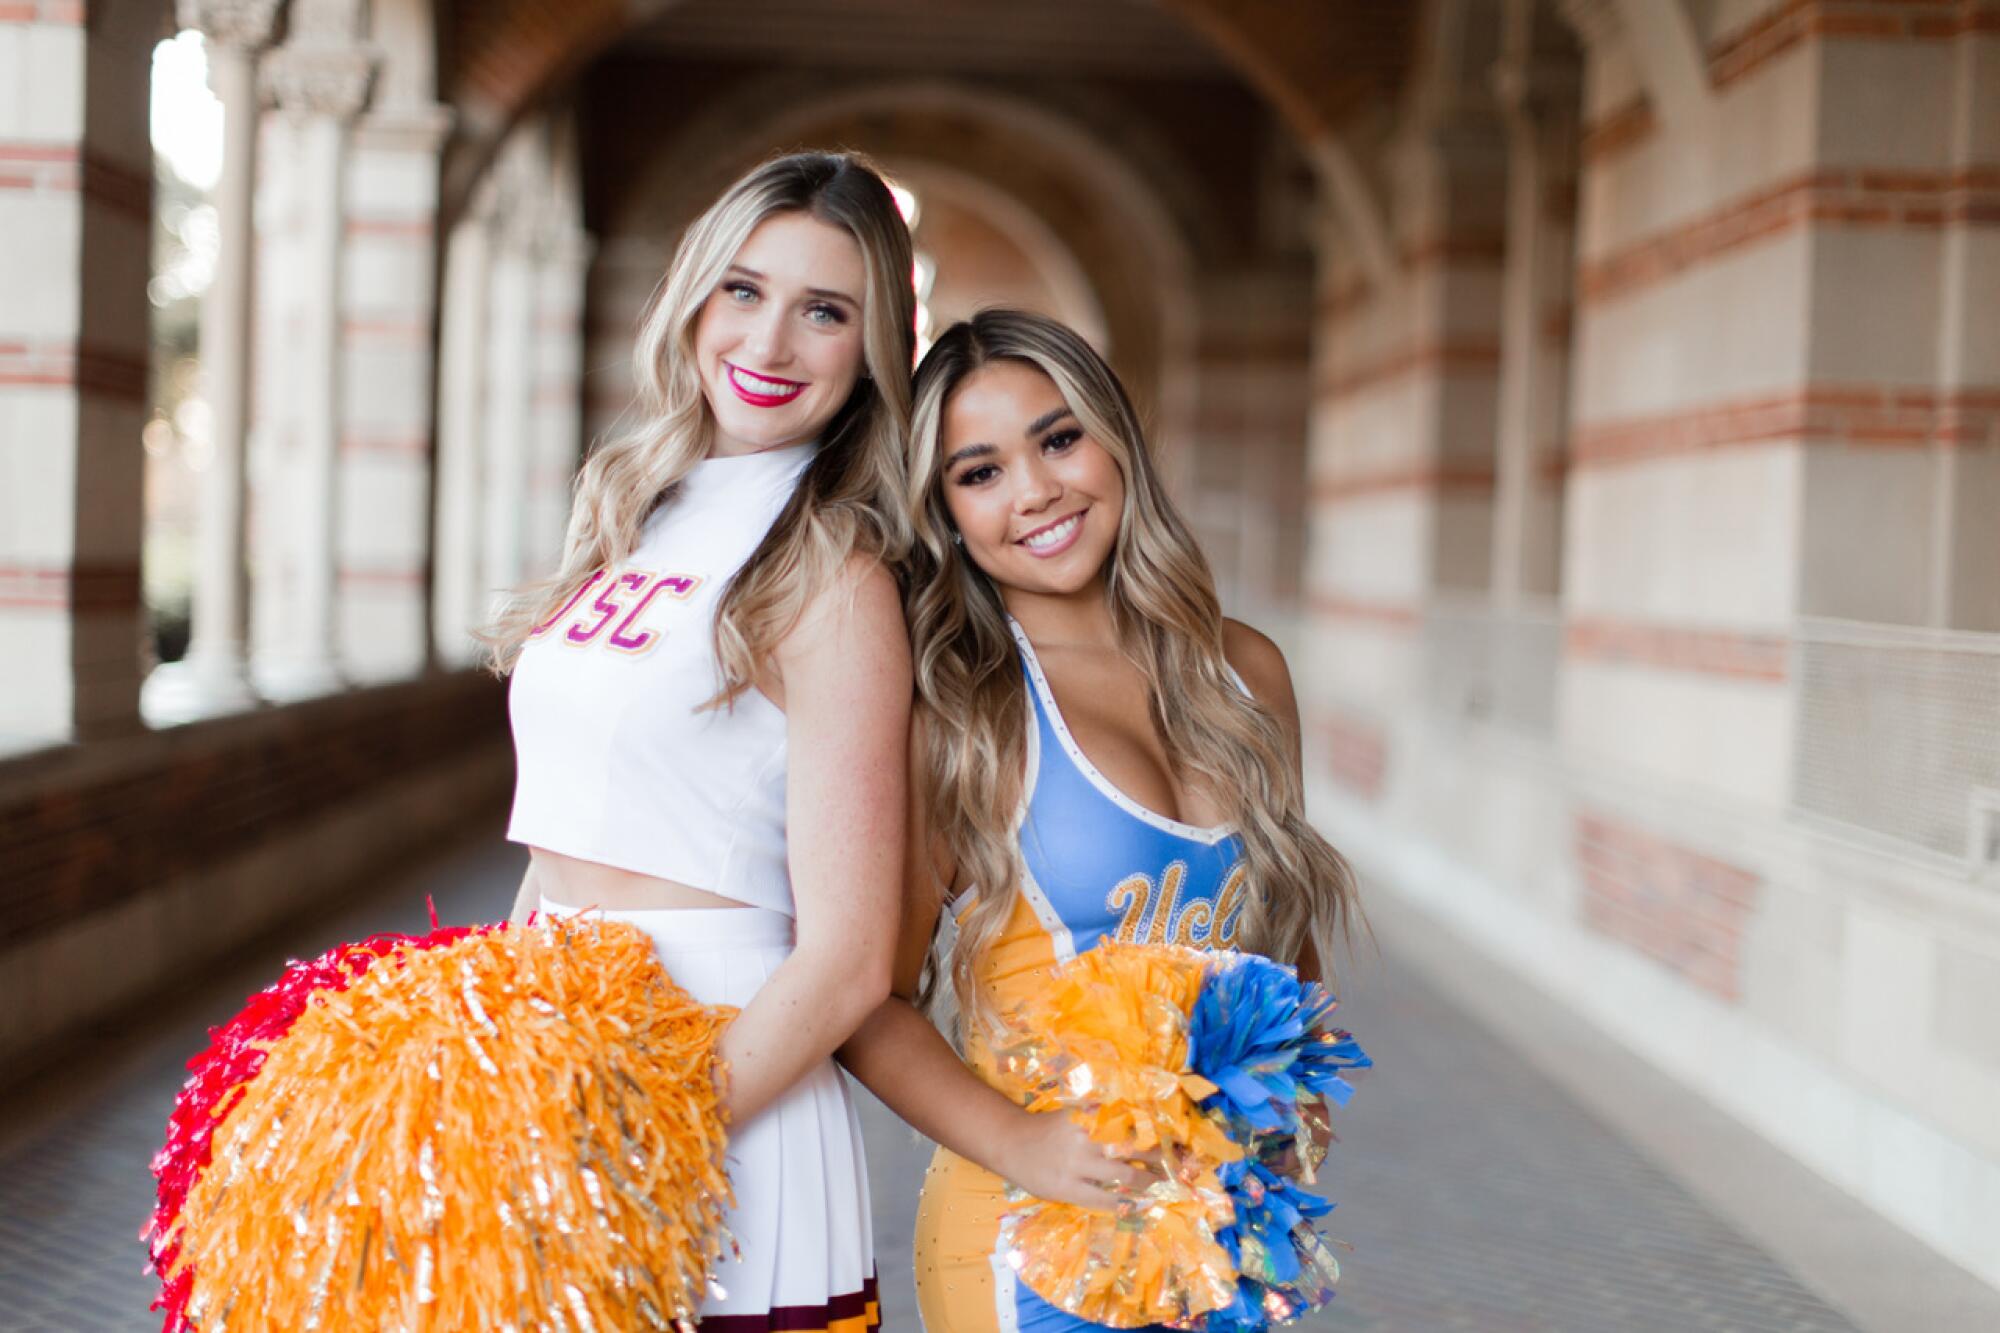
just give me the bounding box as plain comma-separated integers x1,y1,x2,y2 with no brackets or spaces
590,75,1198,408
440,0,1416,219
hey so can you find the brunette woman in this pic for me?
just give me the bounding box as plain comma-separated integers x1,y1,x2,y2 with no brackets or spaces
841,309,1360,1331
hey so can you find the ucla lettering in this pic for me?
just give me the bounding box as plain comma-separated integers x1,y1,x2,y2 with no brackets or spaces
1107,858,1245,950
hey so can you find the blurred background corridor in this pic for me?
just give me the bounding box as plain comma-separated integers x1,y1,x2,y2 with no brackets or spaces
3,0,1999,1327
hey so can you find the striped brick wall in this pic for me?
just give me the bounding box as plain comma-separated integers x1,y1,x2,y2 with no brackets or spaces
1560,0,2000,801
0,4,151,745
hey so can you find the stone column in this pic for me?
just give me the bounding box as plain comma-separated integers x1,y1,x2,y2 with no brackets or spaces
480,218,540,601
1186,267,1313,620
254,34,379,699
184,0,282,706
524,223,594,582
432,199,497,666
1489,0,1579,609
338,100,452,682
147,0,281,720
1301,0,1512,797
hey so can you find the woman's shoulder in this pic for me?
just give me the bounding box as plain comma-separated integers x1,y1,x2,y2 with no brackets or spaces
1220,618,1293,708
779,551,907,661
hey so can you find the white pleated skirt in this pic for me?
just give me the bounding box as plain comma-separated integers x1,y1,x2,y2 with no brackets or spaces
539,898,880,1331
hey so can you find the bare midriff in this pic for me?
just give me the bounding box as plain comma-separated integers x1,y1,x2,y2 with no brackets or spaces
529,847,753,911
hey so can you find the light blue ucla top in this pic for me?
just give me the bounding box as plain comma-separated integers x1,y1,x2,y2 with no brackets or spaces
979,617,1249,998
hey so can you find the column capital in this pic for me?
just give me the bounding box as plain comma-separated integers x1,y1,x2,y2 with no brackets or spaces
262,41,381,122
176,0,284,52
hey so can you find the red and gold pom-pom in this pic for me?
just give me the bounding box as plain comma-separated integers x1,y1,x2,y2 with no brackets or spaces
991,942,1241,1327
158,917,736,1332
147,923,489,1332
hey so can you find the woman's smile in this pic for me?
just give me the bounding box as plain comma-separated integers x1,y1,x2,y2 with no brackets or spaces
725,361,808,406
1017,508,1089,557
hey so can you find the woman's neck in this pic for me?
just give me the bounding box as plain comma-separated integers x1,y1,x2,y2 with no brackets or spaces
999,579,1119,651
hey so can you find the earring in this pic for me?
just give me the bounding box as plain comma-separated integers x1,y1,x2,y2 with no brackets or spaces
950,530,963,546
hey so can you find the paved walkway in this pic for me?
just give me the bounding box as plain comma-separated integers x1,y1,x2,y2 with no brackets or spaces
0,835,1928,1331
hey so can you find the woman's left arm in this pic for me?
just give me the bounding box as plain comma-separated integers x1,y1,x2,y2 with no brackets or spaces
1221,618,1319,982
714,556,909,1125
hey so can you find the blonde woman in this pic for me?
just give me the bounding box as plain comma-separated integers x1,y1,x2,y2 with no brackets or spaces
494,152,913,1331
838,309,1360,1331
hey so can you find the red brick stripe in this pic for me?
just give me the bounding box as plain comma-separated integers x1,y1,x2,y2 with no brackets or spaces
338,567,426,587
1314,229,1515,324
340,434,430,457
1572,384,2000,466
1314,338,1502,403
1711,0,1998,91
1316,278,1374,323
0,3,82,23
1581,100,1657,166
0,562,143,612
0,144,150,219
1584,2,2000,163
1401,230,1508,268
1565,617,1790,682
1307,592,1422,629
343,317,432,343
0,340,147,401
345,216,435,238
1574,810,1761,1002
1313,462,1497,503
1580,168,2000,306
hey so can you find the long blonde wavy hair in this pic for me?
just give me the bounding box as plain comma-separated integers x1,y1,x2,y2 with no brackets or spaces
485,151,915,696
906,310,1359,1036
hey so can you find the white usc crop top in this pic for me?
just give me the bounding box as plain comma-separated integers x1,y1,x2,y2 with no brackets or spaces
506,443,814,913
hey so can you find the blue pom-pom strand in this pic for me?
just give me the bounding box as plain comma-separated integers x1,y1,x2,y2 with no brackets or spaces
1184,952,1371,1330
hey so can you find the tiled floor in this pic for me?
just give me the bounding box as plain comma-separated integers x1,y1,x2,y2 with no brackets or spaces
0,837,1864,1331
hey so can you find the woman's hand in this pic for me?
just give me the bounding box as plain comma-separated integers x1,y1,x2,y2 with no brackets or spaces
996,1108,1156,1211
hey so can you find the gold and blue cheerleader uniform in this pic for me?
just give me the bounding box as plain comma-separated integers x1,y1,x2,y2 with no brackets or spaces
913,619,1250,1332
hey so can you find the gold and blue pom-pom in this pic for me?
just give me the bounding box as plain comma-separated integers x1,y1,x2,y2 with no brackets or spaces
994,942,1369,1330
990,943,1241,1328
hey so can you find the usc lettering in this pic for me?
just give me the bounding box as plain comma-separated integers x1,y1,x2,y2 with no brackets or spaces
529,569,703,657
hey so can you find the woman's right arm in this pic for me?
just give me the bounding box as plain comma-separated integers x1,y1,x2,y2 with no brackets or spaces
836,720,1148,1210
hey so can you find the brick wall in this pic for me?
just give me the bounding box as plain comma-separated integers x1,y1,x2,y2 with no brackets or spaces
0,671,514,1085
1573,810,1762,1002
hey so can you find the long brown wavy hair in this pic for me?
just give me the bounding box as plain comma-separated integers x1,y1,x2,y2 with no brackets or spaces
905,309,1359,1036
484,151,915,699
